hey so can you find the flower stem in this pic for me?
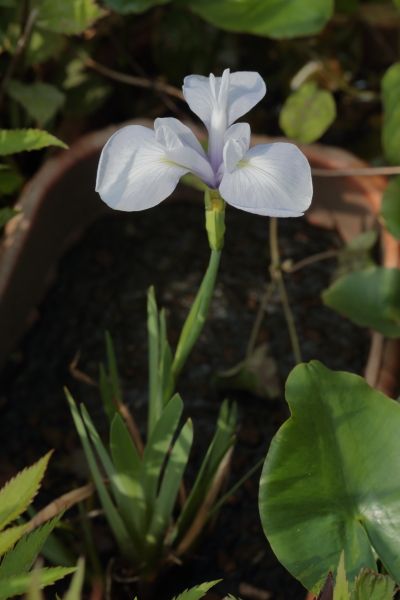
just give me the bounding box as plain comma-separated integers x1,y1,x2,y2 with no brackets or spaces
269,217,302,364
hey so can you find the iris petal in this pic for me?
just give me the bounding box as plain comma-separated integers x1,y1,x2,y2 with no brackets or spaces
219,142,313,217
96,125,187,211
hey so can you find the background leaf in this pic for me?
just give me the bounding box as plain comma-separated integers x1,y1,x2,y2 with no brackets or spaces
381,177,400,240
35,0,104,34
7,81,65,125
382,62,400,164
181,0,334,39
322,267,400,337
0,130,66,155
279,82,336,143
103,0,169,13
353,569,396,600
259,361,400,592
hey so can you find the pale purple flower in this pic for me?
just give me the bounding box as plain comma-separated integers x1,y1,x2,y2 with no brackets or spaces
96,69,312,217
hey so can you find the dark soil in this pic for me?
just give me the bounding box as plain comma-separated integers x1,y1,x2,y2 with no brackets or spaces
0,198,370,600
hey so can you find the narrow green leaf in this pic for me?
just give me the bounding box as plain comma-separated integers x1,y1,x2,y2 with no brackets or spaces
0,567,75,599
259,361,400,592
0,517,60,579
142,394,184,507
279,81,336,143
36,0,104,34
0,525,27,558
146,419,193,555
63,558,85,600
0,129,67,155
109,414,146,536
98,363,116,423
322,267,400,337
159,308,174,405
353,569,396,600
175,400,237,542
381,176,400,240
7,81,65,125
147,286,160,438
382,63,400,164
66,391,134,559
0,453,51,531
172,580,221,600
105,331,122,405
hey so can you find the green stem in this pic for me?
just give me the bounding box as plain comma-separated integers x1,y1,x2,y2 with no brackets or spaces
172,248,221,379
269,217,302,364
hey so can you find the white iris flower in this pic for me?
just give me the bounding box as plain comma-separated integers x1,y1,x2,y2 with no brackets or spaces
96,69,313,217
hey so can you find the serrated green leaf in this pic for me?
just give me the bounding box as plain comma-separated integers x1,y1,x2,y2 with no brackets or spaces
7,81,65,125
0,129,67,155
259,361,400,593
381,177,400,240
353,569,396,600
0,525,27,558
103,0,169,13
280,81,336,143
181,0,333,39
35,0,104,34
0,517,60,579
0,453,51,531
0,566,75,599
172,580,221,600
322,267,400,337
63,558,85,600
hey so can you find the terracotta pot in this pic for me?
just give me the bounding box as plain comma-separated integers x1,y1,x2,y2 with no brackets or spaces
0,121,399,398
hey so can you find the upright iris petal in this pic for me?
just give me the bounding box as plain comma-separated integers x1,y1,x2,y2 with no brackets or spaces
183,69,266,172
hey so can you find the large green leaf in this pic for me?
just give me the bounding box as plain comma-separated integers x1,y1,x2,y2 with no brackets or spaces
7,81,65,125
382,63,400,164
103,0,169,13
381,177,400,240
259,361,400,592
322,267,400,337
181,0,333,39
0,129,66,155
0,454,51,531
35,0,104,34
279,82,336,143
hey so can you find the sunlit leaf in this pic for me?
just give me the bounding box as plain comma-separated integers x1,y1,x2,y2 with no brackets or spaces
280,82,336,143
0,567,75,599
0,129,67,155
182,0,333,39
322,267,400,337
259,361,400,593
172,580,221,600
7,80,65,125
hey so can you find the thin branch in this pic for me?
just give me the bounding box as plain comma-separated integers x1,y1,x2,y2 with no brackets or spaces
312,165,400,177
282,249,339,273
84,56,184,101
0,8,38,109
245,281,276,359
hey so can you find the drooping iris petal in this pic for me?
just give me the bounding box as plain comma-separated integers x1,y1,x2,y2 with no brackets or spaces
224,122,251,147
219,142,313,217
154,118,215,187
182,70,266,129
96,125,187,211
